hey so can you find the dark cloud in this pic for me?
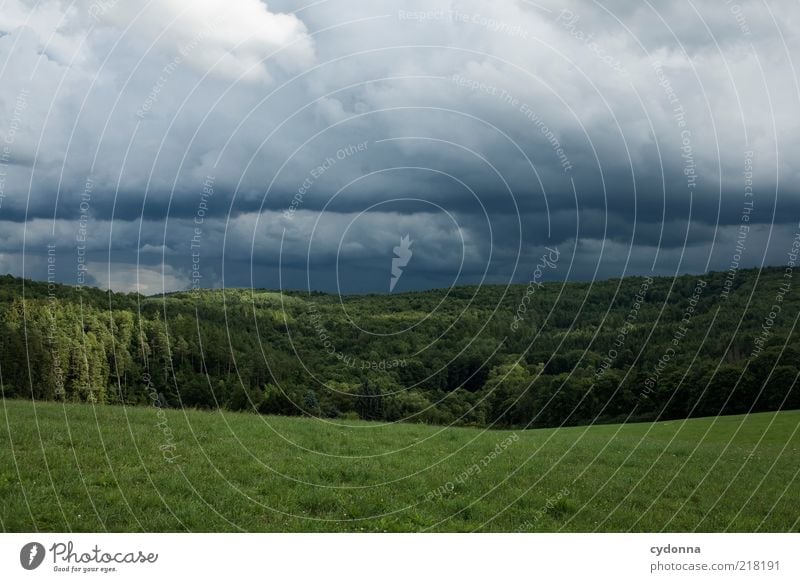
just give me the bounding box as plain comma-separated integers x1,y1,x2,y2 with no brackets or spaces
0,0,798,293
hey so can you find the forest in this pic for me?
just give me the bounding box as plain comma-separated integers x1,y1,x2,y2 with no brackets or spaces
0,266,797,429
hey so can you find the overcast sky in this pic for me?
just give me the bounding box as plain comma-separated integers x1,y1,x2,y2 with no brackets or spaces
0,0,798,294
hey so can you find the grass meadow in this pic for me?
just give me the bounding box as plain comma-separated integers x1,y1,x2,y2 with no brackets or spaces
0,399,797,532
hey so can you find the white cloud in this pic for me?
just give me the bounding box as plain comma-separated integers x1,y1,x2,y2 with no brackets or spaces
86,260,186,294
90,0,314,81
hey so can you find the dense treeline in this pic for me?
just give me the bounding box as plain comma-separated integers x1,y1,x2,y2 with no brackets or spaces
0,267,798,428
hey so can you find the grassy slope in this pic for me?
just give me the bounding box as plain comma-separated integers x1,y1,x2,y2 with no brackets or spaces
0,399,797,532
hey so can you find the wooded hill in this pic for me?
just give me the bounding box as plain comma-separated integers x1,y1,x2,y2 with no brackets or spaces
1,266,797,428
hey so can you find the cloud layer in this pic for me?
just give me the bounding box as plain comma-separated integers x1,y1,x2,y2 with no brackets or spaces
1,0,798,293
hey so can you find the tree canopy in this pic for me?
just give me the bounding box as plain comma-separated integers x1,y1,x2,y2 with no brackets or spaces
0,267,797,428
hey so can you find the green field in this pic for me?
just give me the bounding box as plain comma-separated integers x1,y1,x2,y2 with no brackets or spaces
0,399,797,532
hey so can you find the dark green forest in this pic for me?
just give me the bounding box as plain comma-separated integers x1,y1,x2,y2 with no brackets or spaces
0,266,798,428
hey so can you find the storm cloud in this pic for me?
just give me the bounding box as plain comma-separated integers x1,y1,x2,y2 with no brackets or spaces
0,0,798,293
